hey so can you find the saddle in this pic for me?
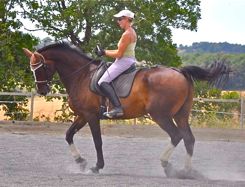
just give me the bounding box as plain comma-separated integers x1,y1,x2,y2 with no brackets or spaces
90,61,140,98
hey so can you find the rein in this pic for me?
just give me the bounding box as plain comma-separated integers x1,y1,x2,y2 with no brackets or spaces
60,58,98,81
50,59,98,85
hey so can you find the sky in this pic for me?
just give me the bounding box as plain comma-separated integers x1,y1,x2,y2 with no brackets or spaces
25,0,245,46
171,0,245,46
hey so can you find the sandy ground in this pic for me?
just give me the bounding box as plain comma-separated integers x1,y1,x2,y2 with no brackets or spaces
0,121,244,142
0,121,245,187
0,121,245,186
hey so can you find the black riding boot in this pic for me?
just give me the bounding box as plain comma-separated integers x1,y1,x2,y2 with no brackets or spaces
99,82,124,118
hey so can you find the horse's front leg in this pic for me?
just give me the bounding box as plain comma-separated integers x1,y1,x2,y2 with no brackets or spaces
66,116,88,171
88,117,104,173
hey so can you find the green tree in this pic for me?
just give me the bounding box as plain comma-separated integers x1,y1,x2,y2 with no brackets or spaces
0,0,38,91
0,0,38,120
17,0,201,66
1,0,201,120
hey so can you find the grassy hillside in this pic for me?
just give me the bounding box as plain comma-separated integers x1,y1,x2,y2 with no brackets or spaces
179,42,245,53
178,43,245,90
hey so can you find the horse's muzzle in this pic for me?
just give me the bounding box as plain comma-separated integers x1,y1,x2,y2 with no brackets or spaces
37,85,50,96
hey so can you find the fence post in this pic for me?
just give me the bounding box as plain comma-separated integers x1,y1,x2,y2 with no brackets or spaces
29,92,35,121
241,97,244,129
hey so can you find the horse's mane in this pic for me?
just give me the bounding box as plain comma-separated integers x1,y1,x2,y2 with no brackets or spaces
36,41,98,63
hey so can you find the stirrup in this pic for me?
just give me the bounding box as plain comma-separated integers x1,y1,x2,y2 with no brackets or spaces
103,107,123,118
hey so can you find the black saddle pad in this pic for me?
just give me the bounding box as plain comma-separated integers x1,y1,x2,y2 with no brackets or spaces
90,61,140,98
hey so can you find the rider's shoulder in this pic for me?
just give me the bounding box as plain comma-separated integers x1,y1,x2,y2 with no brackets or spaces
123,29,135,38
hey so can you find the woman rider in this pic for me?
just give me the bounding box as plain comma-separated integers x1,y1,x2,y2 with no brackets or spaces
95,9,137,118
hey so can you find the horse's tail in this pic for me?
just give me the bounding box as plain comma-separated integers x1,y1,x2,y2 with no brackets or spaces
180,61,231,88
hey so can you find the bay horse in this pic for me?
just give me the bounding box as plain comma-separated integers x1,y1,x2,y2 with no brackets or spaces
23,42,229,176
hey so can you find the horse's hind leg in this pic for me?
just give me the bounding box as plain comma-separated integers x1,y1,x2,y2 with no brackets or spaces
151,115,182,167
174,115,195,170
181,125,195,170
66,116,88,170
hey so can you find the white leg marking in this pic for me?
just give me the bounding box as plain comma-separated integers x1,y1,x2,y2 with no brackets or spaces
185,153,192,170
69,143,81,160
160,142,175,162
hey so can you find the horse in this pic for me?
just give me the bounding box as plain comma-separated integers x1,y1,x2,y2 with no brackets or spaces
23,42,229,176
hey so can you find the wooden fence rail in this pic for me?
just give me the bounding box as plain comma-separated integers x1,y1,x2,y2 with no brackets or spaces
0,92,244,128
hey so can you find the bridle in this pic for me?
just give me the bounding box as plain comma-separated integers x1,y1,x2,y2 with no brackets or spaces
30,52,99,87
30,53,51,86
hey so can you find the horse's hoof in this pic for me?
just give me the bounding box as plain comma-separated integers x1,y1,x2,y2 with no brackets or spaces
89,166,99,174
75,157,87,171
164,163,179,178
84,167,99,175
79,160,88,172
178,168,207,180
161,160,169,168
75,157,86,164
164,165,207,180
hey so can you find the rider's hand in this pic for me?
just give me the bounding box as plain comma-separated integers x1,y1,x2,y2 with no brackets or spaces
94,45,105,57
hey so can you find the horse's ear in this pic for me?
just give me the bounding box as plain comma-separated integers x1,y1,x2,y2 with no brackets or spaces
23,48,33,58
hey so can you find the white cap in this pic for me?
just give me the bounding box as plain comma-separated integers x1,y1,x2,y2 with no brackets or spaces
114,10,135,19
